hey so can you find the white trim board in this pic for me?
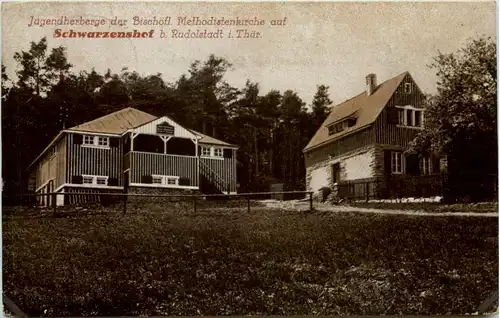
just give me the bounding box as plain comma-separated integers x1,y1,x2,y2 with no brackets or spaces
129,183,199,190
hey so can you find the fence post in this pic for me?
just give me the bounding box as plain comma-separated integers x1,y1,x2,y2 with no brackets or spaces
247,197,250,213
309,192,313,212
365,182,369,203
193,197,197,213
52,193,57,216
123,193,127,215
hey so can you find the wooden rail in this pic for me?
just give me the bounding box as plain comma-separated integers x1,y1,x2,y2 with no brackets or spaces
199,159,230,194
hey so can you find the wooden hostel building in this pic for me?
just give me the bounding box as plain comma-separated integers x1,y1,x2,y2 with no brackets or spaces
28,107,238,206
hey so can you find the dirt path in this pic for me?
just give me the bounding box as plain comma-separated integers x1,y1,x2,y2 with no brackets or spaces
260,200,499,217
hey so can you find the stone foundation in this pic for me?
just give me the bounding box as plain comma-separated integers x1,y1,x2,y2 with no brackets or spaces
126,186,201,203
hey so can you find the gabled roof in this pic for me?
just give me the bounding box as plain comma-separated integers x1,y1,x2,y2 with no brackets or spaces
67,107,237,147
303,71,409,152
28,107,238,170
68,107,156,134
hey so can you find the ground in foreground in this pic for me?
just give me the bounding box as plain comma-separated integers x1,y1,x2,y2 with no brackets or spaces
3,208,498,316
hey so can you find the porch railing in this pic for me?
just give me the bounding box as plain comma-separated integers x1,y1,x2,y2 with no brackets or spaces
199,159,230,194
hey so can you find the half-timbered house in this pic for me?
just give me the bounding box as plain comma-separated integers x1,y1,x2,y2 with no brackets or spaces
303,72,444,199
28,107,238,206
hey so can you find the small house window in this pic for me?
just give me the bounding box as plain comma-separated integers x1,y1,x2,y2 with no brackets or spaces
404,83,412,94
83,176,94,184
391,151,403,174
96,177,107,185
415,110,423,128
406,109,414,126
82,135,110,148
398,108,405,125
97,137,109,147
151,175,180,186
82,175,108,186
152,176,163,184
201,147,211,157
83,135,94,145
420,156,432,175
213,148,223,157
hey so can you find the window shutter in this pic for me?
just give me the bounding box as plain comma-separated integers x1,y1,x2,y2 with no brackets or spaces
141,175,153,184
432,156,441,174
73,134,83,145
386,108,399,125
108,178,119,186
109,137,120,148
384,150,392,175
179,177,190,186
71,175,83,184
223,149,233,159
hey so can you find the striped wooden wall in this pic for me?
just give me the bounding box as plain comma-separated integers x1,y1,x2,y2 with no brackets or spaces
130,151,199,187
55,136,67,189
66,133,123,186
374,73,426,146
201,157,238,193
304,127,375,167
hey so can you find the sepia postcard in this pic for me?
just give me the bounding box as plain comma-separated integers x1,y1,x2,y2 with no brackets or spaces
1,1,498,317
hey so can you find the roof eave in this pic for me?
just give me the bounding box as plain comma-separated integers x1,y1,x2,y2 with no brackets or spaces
26,131,65,171
302,124,373,153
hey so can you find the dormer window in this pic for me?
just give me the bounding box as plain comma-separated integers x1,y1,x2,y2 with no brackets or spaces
327,118,357,136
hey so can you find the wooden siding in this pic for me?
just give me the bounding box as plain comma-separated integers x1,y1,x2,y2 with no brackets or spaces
201,157,238,193
305,127,375,168
55,136,66,188
131,116,197,139
374,73,426,146
66,133,123,185
130,152,199,187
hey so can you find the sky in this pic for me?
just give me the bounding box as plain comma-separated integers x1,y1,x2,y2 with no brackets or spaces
1,1,496,106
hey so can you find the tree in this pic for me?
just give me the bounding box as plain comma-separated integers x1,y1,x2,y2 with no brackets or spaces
14,37,72,96
410,36,497,201
311,84,333,130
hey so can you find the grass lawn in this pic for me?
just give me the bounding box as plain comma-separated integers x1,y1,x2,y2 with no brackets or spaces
3,208,498,316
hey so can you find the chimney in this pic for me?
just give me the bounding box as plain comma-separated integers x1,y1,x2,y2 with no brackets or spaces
365,73,377,96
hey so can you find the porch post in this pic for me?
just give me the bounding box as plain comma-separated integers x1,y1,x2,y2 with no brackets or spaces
130,132,138,151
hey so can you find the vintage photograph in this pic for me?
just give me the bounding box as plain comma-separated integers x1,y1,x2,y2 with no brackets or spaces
1,1,498,316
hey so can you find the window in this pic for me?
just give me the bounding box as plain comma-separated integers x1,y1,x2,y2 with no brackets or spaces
415,110,423,128
406,109,414,126
82,175,108,186
391,151,403,174
83,176,94,184
82,135,110,148
396,106,424,128
83,135,94,145
420,156,432,175
404,83,412,94
398,108,405,125
96,177,107,185
327,119,356,136
213,148,223,157
151,175,179,186
152,176,163,184
97,137,109,147
201,147,211,157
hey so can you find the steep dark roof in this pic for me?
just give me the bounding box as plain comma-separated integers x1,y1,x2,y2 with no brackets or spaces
303,72,409,152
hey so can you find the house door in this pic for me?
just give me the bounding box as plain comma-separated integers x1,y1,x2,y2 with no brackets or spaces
331,163,340,185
